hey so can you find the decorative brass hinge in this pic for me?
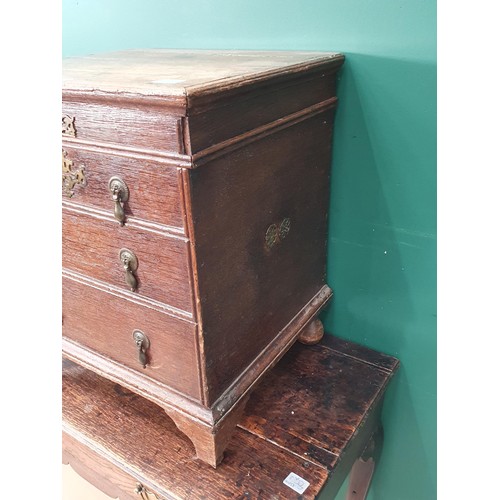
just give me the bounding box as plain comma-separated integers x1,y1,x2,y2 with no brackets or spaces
62,149,87,198
62,114,76,137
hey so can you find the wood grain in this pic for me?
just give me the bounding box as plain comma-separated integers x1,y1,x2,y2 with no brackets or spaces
62,206,193,313
62,49,345,467
63,49,343,99
62,336,399,499
63,359,329,500
62,100,183,154
186,70,339,154
62,274,202,400
320,335,400,373
61,145,185,230
188,110,334,403
63,435,139,500
165,394,250,468
239,340,396,469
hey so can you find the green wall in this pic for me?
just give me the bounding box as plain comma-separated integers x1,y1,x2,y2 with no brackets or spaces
62,1,436,498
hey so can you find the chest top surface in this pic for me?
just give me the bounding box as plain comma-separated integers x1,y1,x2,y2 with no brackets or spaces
62,49,343,98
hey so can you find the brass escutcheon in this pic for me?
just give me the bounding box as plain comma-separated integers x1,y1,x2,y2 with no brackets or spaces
62,149,86,198
265,217,291,249
265,224,279,248
279,217,291,239
62,114,76,137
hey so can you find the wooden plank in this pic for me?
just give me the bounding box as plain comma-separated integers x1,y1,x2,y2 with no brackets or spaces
239,341,396,469
62,275,202,401
63,337,399,499
320,335,400,373
62,49,343,98
63,359,328,499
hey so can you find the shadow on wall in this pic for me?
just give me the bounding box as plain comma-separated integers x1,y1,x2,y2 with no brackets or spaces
321,53,437,499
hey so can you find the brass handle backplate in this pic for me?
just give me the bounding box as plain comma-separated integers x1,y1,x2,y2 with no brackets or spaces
119,248,138,291
133,331,150,369
108,176,129,225
134,482,158,499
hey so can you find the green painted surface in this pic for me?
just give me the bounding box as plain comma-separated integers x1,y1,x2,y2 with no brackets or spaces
63,1,436,498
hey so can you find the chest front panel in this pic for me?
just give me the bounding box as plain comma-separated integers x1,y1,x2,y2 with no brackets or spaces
62,50,344,466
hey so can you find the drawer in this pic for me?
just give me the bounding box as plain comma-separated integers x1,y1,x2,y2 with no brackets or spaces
62,145,184,230
62,274,202,401
62,100,183,154
63,436,153,500
62,206,193,314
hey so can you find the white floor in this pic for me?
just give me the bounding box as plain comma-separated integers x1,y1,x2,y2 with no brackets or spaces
62,465,112,500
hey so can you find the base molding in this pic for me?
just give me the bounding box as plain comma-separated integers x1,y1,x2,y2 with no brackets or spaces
164,394,250,467
62,284,333,466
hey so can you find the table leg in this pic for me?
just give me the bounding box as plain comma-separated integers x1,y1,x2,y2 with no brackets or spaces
346,426,383,500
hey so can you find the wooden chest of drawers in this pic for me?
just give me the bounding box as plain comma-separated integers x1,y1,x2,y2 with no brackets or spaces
62,49,344,467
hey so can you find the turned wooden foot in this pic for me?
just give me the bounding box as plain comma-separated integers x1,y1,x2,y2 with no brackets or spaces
297,318,324,345
164,395,250,468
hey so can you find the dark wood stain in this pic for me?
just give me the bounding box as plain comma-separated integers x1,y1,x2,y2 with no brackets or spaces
189,111,334,404
186,70,338,154
239,341,395,469
63,336,399,499
62,207,193,313
62,275,202,400
63,362,328,499
62,100,183,154
61,145,185,229
62,50,346,465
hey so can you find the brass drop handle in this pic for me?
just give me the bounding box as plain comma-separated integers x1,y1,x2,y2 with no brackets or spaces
119,248,138,291
133,331,150,369
108,176,129,225
134,482,158,499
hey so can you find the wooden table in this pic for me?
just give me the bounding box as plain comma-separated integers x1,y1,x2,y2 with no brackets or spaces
62,335,399,499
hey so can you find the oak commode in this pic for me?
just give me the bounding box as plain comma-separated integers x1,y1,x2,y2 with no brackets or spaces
62,49,345,467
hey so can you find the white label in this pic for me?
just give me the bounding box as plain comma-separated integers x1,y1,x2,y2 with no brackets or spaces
283,472,310,494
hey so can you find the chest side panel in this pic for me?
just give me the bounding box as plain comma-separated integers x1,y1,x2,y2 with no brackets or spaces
186,69,339,155
189,110,335,404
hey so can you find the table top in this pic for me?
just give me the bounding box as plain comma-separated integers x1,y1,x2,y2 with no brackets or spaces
62,49,344,97
62,335,399,499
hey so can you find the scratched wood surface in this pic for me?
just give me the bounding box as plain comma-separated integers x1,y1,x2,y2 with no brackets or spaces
189,111,335,404
62,49,346,467
61,145,185,229
62,335,399,499
62,274,202,401
62,206,193,313
62,49,343,97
